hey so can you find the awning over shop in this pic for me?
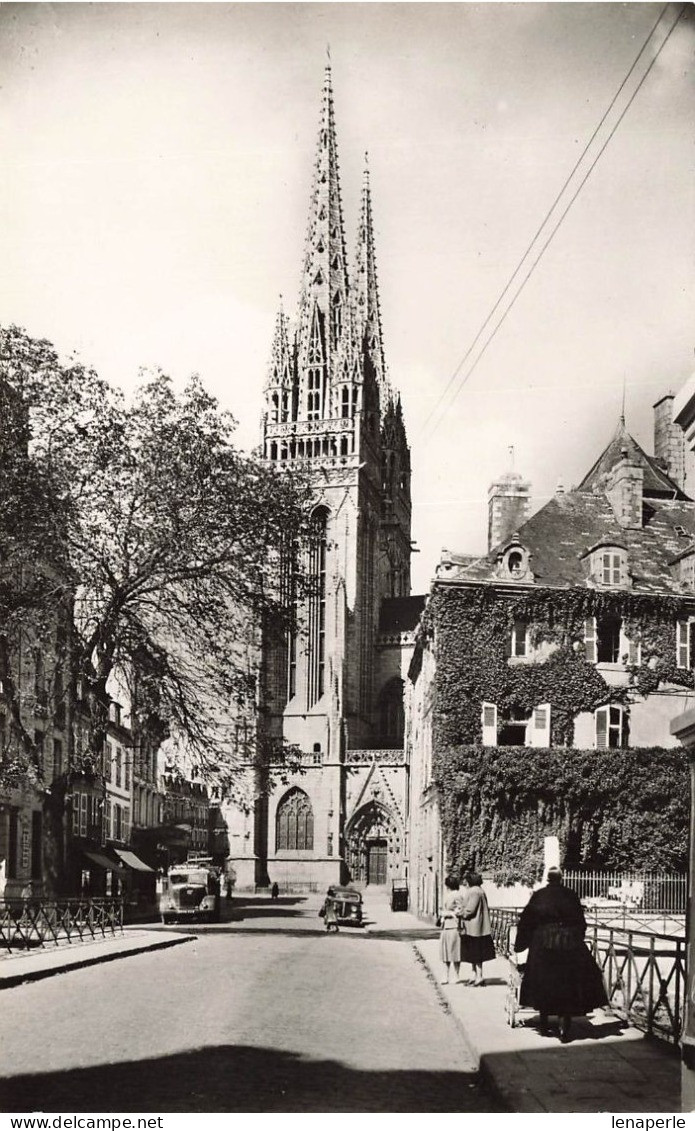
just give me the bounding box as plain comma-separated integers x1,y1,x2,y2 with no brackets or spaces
113,849,154,873
83,851,126,874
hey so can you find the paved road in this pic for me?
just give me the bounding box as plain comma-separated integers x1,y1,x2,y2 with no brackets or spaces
0,896,501,1113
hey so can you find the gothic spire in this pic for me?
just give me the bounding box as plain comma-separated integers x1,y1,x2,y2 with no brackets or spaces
297,63,350,375
354,152,386,390
264,301,292,392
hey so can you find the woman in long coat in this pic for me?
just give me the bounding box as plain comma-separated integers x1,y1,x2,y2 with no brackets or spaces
459,872,496,986
515,866,608,1041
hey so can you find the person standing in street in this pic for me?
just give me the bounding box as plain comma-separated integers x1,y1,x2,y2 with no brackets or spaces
514,866,608,1042
459,872,496,986
439,875,464,984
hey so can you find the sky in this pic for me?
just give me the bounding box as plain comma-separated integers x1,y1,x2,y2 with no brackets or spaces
1,2,694,592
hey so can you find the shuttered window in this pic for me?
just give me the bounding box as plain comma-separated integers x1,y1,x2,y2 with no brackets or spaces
676,620,695,669
595,705,626,749
584,618,597,664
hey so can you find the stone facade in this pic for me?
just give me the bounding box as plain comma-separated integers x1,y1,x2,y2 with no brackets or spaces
224,65,424,891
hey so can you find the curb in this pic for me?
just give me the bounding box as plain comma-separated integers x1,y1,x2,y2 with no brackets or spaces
412,941,520,1112
412,943,488,1065
0,934,193,990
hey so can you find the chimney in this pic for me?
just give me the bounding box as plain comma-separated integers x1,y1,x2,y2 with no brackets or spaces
488,471,531,551
605,451,643,528
654,391,695,495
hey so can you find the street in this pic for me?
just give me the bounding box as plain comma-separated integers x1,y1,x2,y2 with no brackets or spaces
0,895,501,1113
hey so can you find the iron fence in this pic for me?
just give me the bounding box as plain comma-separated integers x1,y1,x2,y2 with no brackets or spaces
0,897,124,954
563,870,686,913
489,907,686,1046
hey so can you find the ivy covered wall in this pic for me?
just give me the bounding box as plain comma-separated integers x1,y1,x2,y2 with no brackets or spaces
435,743,689,883
423,583,694,880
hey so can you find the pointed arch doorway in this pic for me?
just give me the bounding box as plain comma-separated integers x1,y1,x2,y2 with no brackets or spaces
345,800,402,886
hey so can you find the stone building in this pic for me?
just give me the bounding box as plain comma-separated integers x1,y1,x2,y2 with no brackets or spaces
224,64,424,891
408,409,695,918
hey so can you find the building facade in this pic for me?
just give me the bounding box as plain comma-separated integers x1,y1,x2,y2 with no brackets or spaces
224,65,424,890
408,411,695,918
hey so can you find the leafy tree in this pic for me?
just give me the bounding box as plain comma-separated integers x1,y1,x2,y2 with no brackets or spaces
0,325,310,798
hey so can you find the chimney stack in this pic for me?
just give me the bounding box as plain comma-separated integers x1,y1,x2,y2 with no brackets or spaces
605,452,643,528
488,471,531,551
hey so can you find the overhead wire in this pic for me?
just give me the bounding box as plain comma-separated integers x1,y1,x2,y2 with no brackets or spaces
420,2,685,442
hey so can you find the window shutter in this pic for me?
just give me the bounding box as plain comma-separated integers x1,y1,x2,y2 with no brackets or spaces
620,627,640,666
677,620,689,669
595,707,608,750
481,702,497,746
530,704,551,748
504,630,513,658
584,618,597,664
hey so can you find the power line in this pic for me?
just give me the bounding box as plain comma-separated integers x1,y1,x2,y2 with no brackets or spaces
420,2,685,442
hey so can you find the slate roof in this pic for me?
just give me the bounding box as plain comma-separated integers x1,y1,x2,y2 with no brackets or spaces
577,418,688,500
450,423,695,596
379,595,427,633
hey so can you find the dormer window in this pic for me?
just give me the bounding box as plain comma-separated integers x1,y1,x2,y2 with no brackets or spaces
499,543,532,582
586,543,628,588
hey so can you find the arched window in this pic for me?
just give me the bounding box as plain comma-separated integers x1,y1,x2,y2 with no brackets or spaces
308,506,328,705
276,788,314,851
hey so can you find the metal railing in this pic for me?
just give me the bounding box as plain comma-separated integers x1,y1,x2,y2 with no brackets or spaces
0,898,124,954
490,907,686,1046
563,870,687,914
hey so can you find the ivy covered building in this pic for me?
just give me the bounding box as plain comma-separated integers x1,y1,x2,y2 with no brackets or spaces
408,406,695,918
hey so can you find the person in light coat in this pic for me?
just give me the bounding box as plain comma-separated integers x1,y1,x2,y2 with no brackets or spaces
459,872,496,986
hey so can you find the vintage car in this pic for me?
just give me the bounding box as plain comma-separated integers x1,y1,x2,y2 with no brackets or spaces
322,886,363,928
160,861,221,924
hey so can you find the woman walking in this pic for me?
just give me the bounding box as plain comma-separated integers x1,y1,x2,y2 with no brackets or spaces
514,866,608,1042
439,875,463,984
460,872,496,986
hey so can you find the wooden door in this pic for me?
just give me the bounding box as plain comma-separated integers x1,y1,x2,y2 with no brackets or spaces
367,840,388,885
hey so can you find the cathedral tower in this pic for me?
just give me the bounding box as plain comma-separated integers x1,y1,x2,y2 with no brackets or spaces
241,64,413,889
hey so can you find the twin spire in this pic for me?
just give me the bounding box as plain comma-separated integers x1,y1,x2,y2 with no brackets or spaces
267,63,386,398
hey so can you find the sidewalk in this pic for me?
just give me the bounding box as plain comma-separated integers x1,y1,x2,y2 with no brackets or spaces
414,936,681,1113
0,929,192,990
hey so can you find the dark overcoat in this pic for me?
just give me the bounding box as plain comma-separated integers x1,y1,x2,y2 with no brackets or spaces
515,883,608,1015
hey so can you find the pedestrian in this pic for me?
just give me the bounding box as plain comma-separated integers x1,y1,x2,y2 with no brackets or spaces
319,889,339,932
271,881,279,900
514,866,608,1042
438,875,463,984
459,872,496,986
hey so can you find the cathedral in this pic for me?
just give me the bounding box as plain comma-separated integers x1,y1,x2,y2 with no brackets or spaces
225,64,425,891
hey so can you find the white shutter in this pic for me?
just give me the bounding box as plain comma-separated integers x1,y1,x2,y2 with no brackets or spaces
595,706,609,750
530,704,551,748
677,620,689,669
481,702,497,746
584,618,597,664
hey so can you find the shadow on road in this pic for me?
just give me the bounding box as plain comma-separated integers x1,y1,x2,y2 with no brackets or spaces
0,1044,498,1113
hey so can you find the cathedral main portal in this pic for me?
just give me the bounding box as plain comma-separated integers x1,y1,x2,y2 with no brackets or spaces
345,800,401,886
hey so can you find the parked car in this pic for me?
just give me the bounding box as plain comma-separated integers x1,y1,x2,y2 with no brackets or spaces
160,860,221,924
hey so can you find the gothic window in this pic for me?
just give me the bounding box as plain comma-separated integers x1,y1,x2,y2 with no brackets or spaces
276,788,314,852
340,436,348,456
307,368,323,421
341,387,350,418
281,391,289,422
379,679,404,746
271,392,279,423
308,507,328,705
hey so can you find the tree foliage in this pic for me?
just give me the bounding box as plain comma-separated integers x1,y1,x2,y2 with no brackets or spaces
0,325,311,795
